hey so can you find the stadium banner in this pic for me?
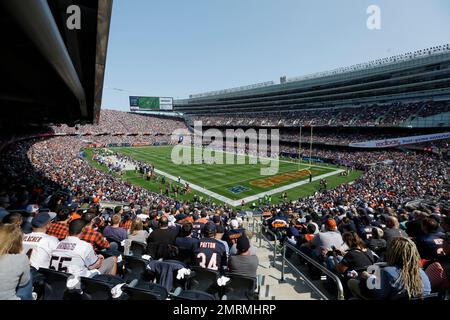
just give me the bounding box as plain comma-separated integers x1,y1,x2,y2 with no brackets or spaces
130,96,173,111
349,132,450,149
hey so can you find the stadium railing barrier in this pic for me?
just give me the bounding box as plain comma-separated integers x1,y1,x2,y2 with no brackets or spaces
255,220,345,300
258,224,278,268
281,243,345,300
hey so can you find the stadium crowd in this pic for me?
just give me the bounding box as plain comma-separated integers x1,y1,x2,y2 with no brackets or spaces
194,100,450,128
53,109,186,135
48,110,190,148
0,109,449,300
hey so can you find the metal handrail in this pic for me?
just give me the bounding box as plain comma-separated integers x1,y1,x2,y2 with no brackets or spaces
258,223,279,267
254,220,345,300
281,243,345,300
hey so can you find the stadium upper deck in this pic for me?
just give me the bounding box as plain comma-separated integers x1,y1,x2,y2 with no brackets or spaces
174,45,450,116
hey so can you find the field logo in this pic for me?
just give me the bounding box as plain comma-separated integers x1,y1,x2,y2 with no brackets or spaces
171,121,280,176
229,186,250,194
367,5,381,30
250,169,312,188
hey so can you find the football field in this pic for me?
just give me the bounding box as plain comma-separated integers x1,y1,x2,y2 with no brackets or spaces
107,146,362,207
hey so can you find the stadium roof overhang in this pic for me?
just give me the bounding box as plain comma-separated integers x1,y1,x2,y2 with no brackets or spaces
0,0,113,129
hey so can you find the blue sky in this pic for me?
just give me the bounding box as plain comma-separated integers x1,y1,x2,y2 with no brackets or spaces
101,0,450,110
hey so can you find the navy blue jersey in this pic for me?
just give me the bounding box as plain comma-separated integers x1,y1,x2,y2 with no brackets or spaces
192,222,205,239
175,236,199,251
193,238,227,271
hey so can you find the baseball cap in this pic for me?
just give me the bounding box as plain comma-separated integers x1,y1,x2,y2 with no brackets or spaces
32,212,56,228
26,204,40,214
230,219,239,229
237,236,251,253
203,222,217,235
325,219,337,229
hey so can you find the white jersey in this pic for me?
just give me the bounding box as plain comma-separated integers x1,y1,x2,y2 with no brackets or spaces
22,232,60,270
50,236,99,277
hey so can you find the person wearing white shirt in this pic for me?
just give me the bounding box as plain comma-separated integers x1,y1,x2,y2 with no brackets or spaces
50,219,117,277
22,212,60,270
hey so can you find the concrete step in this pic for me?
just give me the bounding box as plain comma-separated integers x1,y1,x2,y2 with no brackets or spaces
249,235,320,300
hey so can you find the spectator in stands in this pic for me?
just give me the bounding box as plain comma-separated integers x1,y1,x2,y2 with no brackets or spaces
229,236,258,279
299,224,317,246
285,219,301,246
223,219,245,248
2,212,23,227
211,214,222,228
307,219,344,262
0,224,32,300
46,209,70,241
415,217,445,260
198,210,209,224
22,212,60,270
149,212,159,230
194,222,227,272
384,217,409,244
51,219,117,276
175,222,199,250
350,237,431,300
366,227,387,258
338,216,357,234
120,211,133,230
373,237,431,299
333,232,375,276
230,230,256,256
21,207,35,235
214,223,230,257
425,240,450,294
128,218,150,244
192,214,205,239
142,216,152,233
114,206,123,216
103,214,128,244
147,216,178,245
79,212,110,252
405,211,429,239
306,215,320,235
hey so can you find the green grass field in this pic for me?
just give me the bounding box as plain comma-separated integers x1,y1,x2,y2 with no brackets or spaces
93,146,364,207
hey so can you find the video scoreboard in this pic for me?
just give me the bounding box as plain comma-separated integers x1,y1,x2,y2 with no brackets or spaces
130,96,173,111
